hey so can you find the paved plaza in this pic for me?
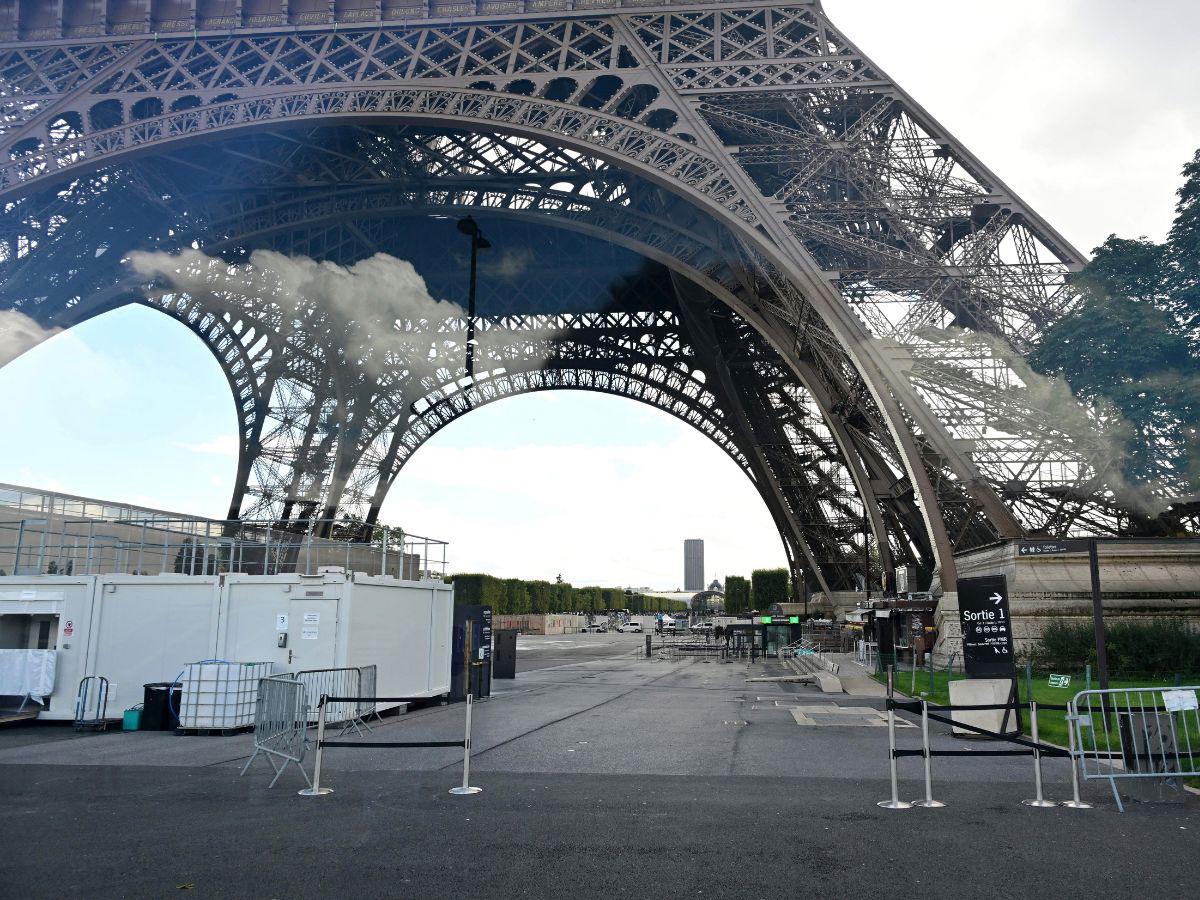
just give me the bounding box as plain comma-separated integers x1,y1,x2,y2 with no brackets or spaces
0,634,1195,898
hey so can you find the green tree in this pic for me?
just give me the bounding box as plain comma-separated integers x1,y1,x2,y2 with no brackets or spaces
724,575,750,615
1029,150,1200,500
751,568,790,610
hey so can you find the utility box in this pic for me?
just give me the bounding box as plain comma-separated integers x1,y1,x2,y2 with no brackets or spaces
493,629,517,679
451,604,492,701
0,572,454,721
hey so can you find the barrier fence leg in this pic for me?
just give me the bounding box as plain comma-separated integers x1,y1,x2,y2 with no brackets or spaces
1060,708,1093,809
1022,701,1055,807
449,692,483,796
913,701,945,808
878,705,913,810
299,695,334,797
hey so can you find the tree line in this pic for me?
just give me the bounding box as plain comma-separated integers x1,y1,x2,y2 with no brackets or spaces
449,573,688,615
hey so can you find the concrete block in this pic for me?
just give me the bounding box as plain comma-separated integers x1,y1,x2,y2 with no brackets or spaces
947,678,1019,737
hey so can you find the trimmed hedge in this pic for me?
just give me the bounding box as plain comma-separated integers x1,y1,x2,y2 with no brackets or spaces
447,573,687,615
751,568,790,610
1027,619,1200,676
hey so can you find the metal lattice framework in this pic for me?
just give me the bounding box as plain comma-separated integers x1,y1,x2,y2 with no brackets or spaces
2,1,1191,592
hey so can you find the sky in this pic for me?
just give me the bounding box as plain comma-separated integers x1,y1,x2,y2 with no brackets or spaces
1,1,1198,588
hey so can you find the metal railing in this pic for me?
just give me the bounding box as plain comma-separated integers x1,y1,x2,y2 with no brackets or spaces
855,640,876,670
0,513,448,580
1068,685,1200,812
791,640,840,676
240,675,312,789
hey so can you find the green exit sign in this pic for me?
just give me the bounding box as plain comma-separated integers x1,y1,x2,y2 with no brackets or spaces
789,616,800,624
760,616,773,624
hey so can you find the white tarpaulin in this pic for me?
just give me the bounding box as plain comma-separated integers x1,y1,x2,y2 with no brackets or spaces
0,649,57,703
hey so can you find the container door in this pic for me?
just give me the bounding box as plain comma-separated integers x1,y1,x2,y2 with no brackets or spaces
289,598,338,671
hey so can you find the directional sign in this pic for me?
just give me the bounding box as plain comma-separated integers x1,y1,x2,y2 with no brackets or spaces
956,574,1016,677
1017,539,1090,557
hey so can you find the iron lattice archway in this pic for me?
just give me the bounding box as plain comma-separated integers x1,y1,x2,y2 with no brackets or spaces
3,1,1192,594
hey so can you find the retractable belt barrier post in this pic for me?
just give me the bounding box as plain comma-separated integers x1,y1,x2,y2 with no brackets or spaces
1022,701,1057,807
878,666,912,809
912,700,945,808
299,692,481,798
879,693,1078,811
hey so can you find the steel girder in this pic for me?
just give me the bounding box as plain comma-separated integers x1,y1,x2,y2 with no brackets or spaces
0,122,943,590
2,2,1188,592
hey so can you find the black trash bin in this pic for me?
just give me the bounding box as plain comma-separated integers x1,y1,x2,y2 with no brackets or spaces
142,682,181,731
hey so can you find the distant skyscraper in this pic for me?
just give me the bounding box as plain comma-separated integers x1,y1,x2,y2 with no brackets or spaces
684,539,704,592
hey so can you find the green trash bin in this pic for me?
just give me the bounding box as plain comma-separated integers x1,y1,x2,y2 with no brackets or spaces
122,705,143,732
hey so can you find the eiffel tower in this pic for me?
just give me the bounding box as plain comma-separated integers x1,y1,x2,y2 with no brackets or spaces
1,1,1192,595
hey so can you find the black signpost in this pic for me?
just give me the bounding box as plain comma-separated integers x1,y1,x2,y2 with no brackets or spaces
1016,538,1109,692
956,574,1016,678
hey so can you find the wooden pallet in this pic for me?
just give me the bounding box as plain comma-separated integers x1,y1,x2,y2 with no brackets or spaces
0,708,41,727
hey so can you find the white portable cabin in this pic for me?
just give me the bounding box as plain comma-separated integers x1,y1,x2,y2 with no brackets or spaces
0,571,453,721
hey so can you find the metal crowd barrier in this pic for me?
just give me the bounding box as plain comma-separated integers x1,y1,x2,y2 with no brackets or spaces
1068,685,1200,812
295,667,364,729
299,692,481,797
240,675,311,789
343,664,383,735
878,670,1076,811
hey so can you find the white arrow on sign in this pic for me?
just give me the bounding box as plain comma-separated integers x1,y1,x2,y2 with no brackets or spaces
990,593,1003,604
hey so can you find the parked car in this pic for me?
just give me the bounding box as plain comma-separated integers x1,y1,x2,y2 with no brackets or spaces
580,624,608,633
619,622,643,633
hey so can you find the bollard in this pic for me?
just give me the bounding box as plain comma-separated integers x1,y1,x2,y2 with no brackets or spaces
912,700,945,808
449,693,482,796
877,703,913,810
1021,700,1056,807
298,694,334,796
1060,708,1093,809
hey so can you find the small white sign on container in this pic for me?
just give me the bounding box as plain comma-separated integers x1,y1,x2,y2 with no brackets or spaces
276,614,289,632
301,626,319,640
303,612,320,625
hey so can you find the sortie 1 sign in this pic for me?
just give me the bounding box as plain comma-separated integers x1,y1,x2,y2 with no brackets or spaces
956,574,1016,678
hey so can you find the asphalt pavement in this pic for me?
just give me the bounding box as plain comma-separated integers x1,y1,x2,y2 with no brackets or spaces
0,633,1196,898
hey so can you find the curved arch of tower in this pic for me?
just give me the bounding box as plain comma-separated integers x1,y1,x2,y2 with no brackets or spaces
2,1,1192,595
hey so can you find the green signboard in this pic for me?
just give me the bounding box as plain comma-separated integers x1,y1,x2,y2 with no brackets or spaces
788,616,800,624
760,616,773,624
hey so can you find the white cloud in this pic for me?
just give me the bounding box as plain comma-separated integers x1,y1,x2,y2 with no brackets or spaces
176,434,240,459
0,309,62,367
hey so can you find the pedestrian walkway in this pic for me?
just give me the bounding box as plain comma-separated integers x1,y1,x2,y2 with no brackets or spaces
825,653,888,698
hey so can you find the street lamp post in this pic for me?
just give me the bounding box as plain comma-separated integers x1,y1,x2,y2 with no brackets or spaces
457,216,492,378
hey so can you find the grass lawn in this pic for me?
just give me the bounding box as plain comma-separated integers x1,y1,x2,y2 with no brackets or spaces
874,668,1199,750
